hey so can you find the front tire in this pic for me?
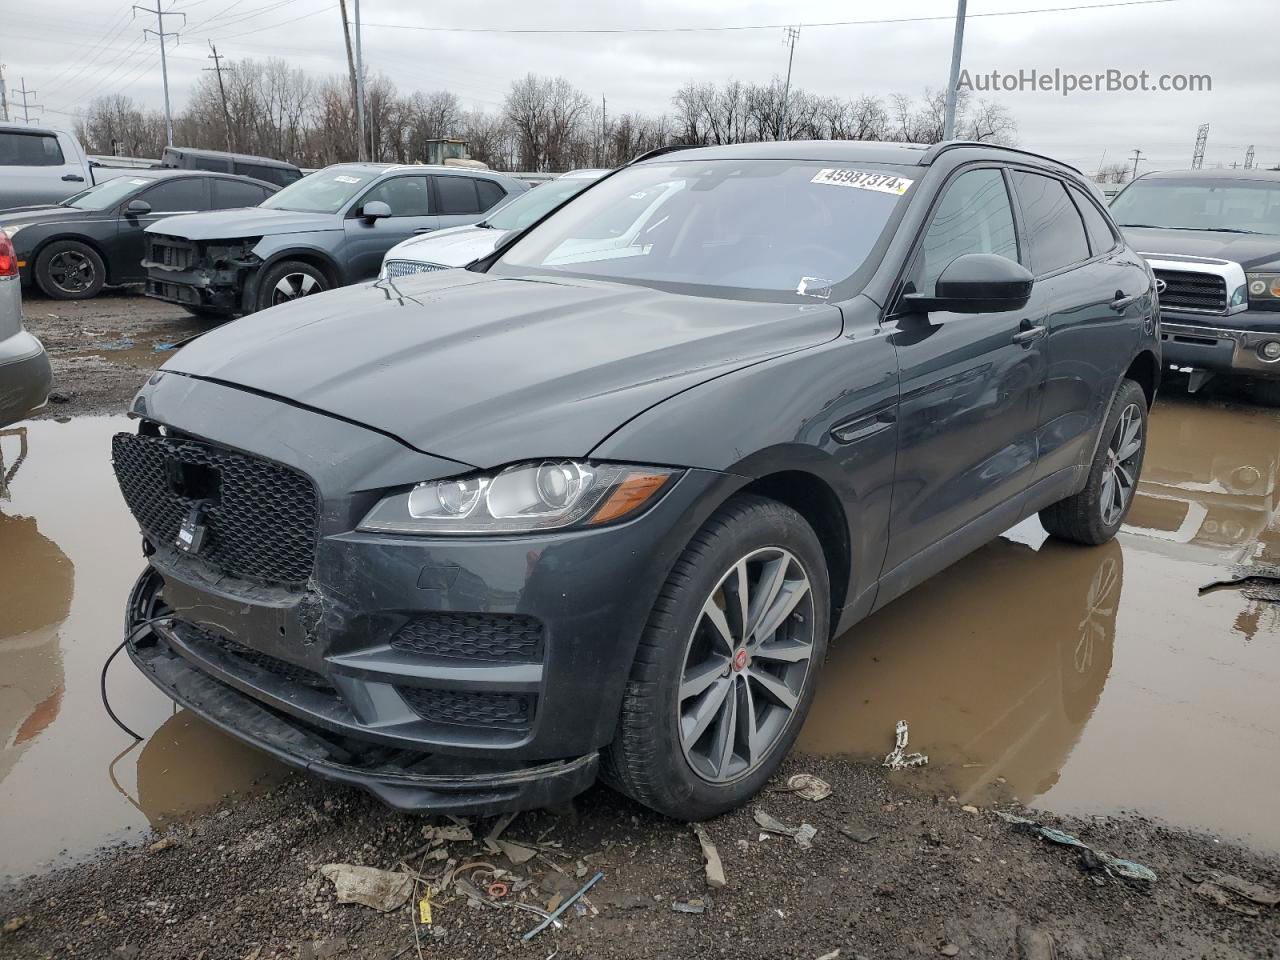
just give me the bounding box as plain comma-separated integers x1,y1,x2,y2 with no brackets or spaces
254,260,328,313
35,240,106,299
601,494,830,820
1040,378,1148,545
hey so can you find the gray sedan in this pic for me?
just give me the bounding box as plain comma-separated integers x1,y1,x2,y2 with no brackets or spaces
0,231,51,426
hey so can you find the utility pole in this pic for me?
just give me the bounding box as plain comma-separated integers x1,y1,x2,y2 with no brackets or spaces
942,0,968,141
1130,149,1145,181
353,0,367,161
337,0,360,160
134,2,185,147
1244,144,1256,170
205,42,233,152
777,25,800,141
0,59,8,123
1191,122,1208,169
600,95,607,167
12,78,41,125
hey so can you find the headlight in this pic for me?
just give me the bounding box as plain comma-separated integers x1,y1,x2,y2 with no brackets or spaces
1246,272,1280,302
358,460,681,535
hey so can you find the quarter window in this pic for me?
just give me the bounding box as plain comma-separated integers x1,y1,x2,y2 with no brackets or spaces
435,176,483,216
357,176,431,217
1069,185,1118,256
914,168,1019,296
1012,171,1090,274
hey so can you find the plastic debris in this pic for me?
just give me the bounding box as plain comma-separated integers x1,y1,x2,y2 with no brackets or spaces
692,824,727,889
994,811,1156,883
423,823,472,843
487,881,510,899
753,809,816,848
882,720,929,769
786,773,832,801
318,864,414,912
815,952,841,960
496,840,538,865
795,823,817,849
671,897,708,914
417,896,432,925
522,871,604,940
837,822,879,844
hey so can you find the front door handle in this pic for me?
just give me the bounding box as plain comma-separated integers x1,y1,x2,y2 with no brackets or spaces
62,173,85,182
1012,319,1047,346
831,406,897,444
412,227,434,234
1110,290,1140,312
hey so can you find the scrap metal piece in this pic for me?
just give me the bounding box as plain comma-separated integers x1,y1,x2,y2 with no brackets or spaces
882,720,929,769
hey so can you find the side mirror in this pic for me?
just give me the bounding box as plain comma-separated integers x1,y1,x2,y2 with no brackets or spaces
901,253,1033,314
125,198,152,216
361,200,391,222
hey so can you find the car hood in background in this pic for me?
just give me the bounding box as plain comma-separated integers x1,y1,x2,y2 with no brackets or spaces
1123,227,1280,271
144,206,339,240
383,224,505,268
161,272,843,468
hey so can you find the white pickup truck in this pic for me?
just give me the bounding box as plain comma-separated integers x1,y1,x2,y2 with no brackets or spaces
0,124,139,210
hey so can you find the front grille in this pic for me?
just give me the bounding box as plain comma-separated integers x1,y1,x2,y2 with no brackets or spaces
112,431,320,586
390,612,544,663
203,632,333,691
150,237,195,271
1154,269,1227,313
398,687,534,731
384,260,449,279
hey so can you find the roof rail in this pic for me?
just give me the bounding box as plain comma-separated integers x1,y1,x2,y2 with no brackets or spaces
627,144,699,165
922,141,1084,176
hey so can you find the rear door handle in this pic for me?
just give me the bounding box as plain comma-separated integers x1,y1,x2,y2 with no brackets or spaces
62,173,85,182
1110,290,1140,312
1012,319,1046,346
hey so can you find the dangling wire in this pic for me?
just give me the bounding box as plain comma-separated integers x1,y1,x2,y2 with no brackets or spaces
100,616,173,741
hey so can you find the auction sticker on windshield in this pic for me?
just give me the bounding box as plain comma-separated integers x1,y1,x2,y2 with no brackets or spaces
811,169,914,196
334,175,363,184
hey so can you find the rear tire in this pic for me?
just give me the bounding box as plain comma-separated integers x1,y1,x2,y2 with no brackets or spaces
35,240,106,300
254,260,328,313
1040,378,1148,545
601,494,830,820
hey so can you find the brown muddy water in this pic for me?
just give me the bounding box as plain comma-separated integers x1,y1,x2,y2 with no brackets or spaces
1,398,1278,879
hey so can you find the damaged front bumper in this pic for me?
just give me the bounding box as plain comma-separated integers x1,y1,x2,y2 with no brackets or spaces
142,235,260,314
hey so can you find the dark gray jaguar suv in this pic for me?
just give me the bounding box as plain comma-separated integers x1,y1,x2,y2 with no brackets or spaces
114,140,1159,820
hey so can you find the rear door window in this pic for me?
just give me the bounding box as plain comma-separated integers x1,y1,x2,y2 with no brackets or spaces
913,168,1020,296
140,178,209,212
0,131,65,166
212,178,270,208
357,176,431,216
434,176,482,215
1069,185,1118,256
1011,171,1091,274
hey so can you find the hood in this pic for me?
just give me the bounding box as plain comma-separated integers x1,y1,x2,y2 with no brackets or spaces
162,272,842,468
383,224,504,268
144,206,339,240
1122,227,1280,271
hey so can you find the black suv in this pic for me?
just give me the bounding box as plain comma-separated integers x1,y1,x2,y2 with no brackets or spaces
114,141,1158,819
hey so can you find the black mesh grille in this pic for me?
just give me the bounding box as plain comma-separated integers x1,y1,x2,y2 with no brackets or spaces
398,687,534,731
390,612,544,663
112,431,319,586
1154,269,1227,313
203,633,333,691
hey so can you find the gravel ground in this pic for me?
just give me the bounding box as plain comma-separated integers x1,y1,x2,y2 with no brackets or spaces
5,289,1278,959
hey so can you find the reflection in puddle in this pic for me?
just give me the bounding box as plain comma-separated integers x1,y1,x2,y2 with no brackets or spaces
0,419,284,879
800,396,1280,852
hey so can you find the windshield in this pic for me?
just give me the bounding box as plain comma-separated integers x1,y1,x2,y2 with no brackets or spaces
64,176,154,211
485,177,597,231
492,159,916,301
1111,179,1280,235
260,168,375,214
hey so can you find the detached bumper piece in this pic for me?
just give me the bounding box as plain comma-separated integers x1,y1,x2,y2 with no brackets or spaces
127,613,598,814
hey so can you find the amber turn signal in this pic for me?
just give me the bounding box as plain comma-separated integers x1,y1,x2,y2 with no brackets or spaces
589,471,672,525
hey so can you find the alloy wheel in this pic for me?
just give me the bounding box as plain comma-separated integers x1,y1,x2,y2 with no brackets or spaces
48,250,95,294
1101,402,1142,526
678,547,815,783
271,272,321,305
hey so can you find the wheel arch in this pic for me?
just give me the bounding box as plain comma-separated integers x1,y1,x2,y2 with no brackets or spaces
1123,349,1160,408
245,247,343,312
31,233,113,283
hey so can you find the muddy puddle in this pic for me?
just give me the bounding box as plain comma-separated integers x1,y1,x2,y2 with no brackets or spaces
801,396,1280,853
1,398,1278,880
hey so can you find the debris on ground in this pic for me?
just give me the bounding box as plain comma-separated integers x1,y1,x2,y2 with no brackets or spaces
837,822,880,844
995,811,1156,883
784,773,833,801
961,805,980,815
1014,925,1057,960
753,809,817,848
318,864,414,912
496,839,538,865
938,944,960,957
1188,869,1279,916
3,916,31,934
671,897,708,914
882,720,929,769
422,822,472,843
522,871,603,940
147,836,179,854
692,824,727,889
815,951,841,960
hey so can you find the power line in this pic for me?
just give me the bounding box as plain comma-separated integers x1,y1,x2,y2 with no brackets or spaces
362,0,1179,35
778,26,800,141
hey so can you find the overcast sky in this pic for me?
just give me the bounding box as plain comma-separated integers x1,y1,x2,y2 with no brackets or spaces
5,0,1277,171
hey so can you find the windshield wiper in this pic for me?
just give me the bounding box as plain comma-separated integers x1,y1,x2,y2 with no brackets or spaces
1197,227,1268,235
1116,223,1166,228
